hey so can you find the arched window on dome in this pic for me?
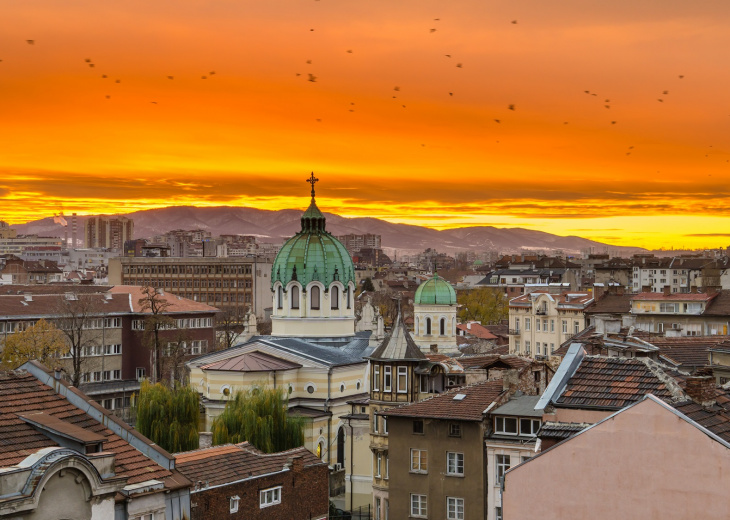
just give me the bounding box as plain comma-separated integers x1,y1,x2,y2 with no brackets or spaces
277,286,283,310
291,285,300,309
331,286,339,310
426,317,432,335
311,286,320,310
440,318,445,336
346,286,351,309
415,316,419,332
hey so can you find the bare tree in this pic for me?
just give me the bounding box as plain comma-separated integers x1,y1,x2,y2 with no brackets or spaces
138,286,174,383
162,328,191,389
217,307,243,350
55,293,100,387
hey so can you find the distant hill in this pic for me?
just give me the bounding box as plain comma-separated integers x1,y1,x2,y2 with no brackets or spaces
10,206,645,255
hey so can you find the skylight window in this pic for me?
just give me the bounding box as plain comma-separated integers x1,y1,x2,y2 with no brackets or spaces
453,394,466,401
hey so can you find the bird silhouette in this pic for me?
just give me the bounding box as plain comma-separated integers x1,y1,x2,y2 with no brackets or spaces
210,71,216,75
584,90,590,94
456,63,463,68
201,75,207,79
511,20,517,24
662,90,668,95
449,92,453,96
167,76,174,80
445,54,451,58
611,121,617,124
306,60,312,64
105,95,110,99
434,18,440,21
88,64,94,68
151,101,158,104
316,118,322,122
115,79,120,83
494,119,501,123
658,98,663,102
295,73,301,76
346,50,353,53
679,75,684,79
26,40,34,45
430,28,437,33
605,99,610,102
102,74,107,78
394,86,400,91
308,74,317,82
84,58,92,63
508,104,515,110
604,105,610,109
402,105,406,108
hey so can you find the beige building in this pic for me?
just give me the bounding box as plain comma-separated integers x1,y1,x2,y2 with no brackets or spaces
108,256,270,321
631,291,729,336
84,216,134,251
508,290,593,359
0,220,17,239
504,394,730,520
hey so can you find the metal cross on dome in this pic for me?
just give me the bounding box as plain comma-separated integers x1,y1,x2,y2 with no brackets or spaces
307,172,319,198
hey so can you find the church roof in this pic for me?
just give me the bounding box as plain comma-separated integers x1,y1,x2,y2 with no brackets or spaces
201,351,302,372
414,273,457,305
271,177,355,290
368,313,426,361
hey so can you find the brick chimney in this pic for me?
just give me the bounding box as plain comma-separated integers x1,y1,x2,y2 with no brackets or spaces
663,285,671,296
684,368,716,407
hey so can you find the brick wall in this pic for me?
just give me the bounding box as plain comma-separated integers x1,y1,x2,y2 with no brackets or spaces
190,455,329,520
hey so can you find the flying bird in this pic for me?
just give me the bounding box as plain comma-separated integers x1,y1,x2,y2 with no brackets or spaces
604,105,610,109
209,71,216,75
346,49,353,53
605,99,610,102
494,119,501,123
584,90,590,94
402,105,406,108
394,86,400,91
679,75,684,79
151,101,158,104
445,54,451,58
88,64,94,68
201,75,207,79
456,63,463,68
308,73,317,82
84,58,92,63
508,104,515,110
658,98,663,102
430,28,437,33
511,20,517,24
434,18,440,21
316,118,322,122
115,79,120,83
306,60,312,64
26,40,34,45
449,92,453,96
101,74,107,78
105,95,110,99
611,121,617,124
167,76,174,80
295,73,301,76
663,90,668,94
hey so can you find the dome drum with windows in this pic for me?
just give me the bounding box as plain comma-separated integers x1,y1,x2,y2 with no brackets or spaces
271,174,357,337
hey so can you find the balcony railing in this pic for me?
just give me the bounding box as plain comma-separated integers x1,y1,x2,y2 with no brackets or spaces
508,329,521,335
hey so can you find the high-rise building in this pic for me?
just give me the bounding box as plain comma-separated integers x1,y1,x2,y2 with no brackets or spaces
84,216,134,250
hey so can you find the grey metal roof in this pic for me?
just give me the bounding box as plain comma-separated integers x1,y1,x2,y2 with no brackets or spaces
254,333,373,367
368,313,426,361
492,395,543,417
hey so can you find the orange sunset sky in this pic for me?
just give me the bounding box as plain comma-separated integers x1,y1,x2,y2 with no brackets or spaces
2,0,730,249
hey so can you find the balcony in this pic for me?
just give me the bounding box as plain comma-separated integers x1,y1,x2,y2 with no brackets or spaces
536,309,547,315
508,329,521,335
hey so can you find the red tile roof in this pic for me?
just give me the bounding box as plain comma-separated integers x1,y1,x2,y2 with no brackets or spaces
0,370,173,484
109,285,220,314
673,390,730,443
631,292,717,301
175,442,323,487
456,322,498,340
383,379,506,421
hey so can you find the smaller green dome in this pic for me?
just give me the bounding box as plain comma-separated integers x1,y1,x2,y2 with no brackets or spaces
414,274,457,305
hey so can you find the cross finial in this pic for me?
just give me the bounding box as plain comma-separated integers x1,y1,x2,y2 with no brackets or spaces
306,172,319,199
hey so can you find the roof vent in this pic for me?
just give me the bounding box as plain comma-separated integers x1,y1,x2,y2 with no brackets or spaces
453,393,466,401
23,292,33,302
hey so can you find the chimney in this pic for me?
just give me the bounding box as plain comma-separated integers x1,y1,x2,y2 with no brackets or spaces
593,284,606,300
685,368,716,407
663,285,671,296
198,432,213,449
430,344,438,353
104,291,113,300
690,286,698,294
467,322,472,330
642,285,651,293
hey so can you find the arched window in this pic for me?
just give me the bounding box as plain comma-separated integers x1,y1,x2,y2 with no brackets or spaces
440,318,445,335
415,316,419,332
331,286,339,309
311,286,320,310
337,427,346,467
347,286,351,309
426,317,432,335
291,285,300,309
277,286,283,309
317,441,324,460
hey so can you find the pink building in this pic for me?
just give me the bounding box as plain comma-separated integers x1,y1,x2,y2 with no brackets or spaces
503,394,730,519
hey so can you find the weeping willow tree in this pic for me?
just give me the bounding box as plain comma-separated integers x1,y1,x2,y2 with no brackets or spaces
212,386,304,453
135,380,199,453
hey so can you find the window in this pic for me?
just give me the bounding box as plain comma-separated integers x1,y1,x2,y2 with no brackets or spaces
397,366,407,393
291,285,299,309
413,420,424,434
373,414,379,433
260,486,281,508
311,286,320,310
373,365,380,391
385,455,389,479
375,497,381,520
524,340,531,355
660,302,679,313
410,449,428,473
520,418,540,436
525,318,531,331
543,319,548,331
136,367,145,380
536,319,541,332
562,320,568,333
131,514,154,520
536,342,541,355
103,370,111,381
331,286,339,309
446,452,464,476
496,506,503,520
550,319,555,332
420,375,429,393
383,416,388,434
426,317,432,335
449,423,461,437
230,495,240,513
495,416,518,435
440,318,445,335
574,321,580,334
496,454,510,483
347,286,351,309
384,366,392,391
376,453,382,477
410,494,427,518
277,286,283,309
514,317,520,331
447,497,464,520
113,370,121,380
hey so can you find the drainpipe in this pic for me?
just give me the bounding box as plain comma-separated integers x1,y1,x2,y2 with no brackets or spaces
347,412,354,512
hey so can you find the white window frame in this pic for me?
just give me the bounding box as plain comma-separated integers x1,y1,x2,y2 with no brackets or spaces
496,454,510,483
259,486,282,508
446,452,464,476
397,366,407,393
410,448,428,473
446,497,464,520
376,452,382,477
373,365,380,391
383,366,392,392
410,494,427,518
230,495,240,513
495,416,518,435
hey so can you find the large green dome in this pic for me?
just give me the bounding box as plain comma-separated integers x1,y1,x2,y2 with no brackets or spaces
414,274,457,305
271,189,355,290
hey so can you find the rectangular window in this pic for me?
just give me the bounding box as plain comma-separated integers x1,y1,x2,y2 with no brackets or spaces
519,418,541,437
449,423,461,437
535,319,541,332
413,420,424,434
397,366,407,393
447,497,465,520
495,416,518,435
574,321,580,334
383,366,392,392
230,495,240,513
385,455,389,479
543,319,548,331
136,367,146,380
373,365,380,391
496,454,511,483
410,448,428,473
375,497,381,520
113,370,121,380
383,416,388,434
420,375,429,393
446,452,464,476
496,506,503,520
524,340,531,355
259,486,282,508
562,320,568,333
373,414,379,433
376,453,382,477
410,494,427,518
525,318,531,331
550,319,555,332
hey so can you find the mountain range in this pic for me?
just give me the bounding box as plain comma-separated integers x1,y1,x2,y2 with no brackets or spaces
10,206,644,255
